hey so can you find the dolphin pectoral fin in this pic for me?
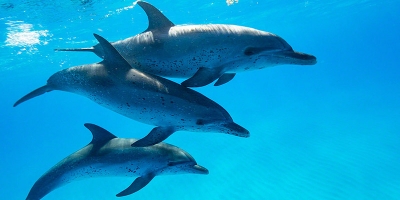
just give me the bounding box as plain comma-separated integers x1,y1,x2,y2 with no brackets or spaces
181,67,222,87
214,73,236,86
131,126,175,147
116,173,156,197
13,85,52,107
137,1,175,32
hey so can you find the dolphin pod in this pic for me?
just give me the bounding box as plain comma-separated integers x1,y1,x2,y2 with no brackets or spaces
56,1,317,87
14,33,249,147
15,1,317,199
26,123,208,200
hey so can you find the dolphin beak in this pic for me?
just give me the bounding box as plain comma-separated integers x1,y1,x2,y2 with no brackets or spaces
223,122,250,138
192,164,209,175
292,51,317,64
277,50,317,65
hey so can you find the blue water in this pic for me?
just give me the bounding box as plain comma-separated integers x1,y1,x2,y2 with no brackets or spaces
1,0,399,199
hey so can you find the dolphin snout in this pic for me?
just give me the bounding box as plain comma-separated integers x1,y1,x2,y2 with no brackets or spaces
282,51,317,65
181,151,209,174
192,164,209,174
294,51,317,65
270,50,317,66
223,122,250,138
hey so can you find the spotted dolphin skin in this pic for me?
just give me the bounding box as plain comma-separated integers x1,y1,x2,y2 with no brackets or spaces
26,123,208,200
14,33,249,147
56,1,317,87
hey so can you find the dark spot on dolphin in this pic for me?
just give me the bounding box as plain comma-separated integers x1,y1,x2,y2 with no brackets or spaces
196,119,204,125
244,48,256,56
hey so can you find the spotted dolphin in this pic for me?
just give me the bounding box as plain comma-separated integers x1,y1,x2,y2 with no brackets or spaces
14,33,249,147
26,123,209,200
56,1,317,87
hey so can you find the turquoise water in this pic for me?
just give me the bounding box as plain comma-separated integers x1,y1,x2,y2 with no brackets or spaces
1,0,399,199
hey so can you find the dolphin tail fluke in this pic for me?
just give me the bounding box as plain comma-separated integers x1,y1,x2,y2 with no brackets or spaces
14,85,52,107
116,172,156,197
131,126,175,147
54,47,95,53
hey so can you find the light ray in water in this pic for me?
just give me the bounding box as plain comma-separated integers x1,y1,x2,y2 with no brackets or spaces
105,1,139,18
4,20,51,54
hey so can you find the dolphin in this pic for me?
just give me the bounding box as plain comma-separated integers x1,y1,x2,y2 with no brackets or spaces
14,33,249,147
26,123,209,200
56,1,317,87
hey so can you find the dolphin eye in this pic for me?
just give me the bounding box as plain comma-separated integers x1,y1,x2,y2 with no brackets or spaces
244,47,256,56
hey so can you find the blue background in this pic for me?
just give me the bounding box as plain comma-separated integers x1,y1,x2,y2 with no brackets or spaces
1,0,399,199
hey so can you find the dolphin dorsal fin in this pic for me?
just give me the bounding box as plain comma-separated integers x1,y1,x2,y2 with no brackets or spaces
93,33,132,73
84,123,117,146
137,1,175,32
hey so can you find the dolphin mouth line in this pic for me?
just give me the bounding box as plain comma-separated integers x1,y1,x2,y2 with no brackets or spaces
261,50,317,63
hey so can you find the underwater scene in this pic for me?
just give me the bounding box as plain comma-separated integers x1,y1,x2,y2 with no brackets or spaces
1,0,399,199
